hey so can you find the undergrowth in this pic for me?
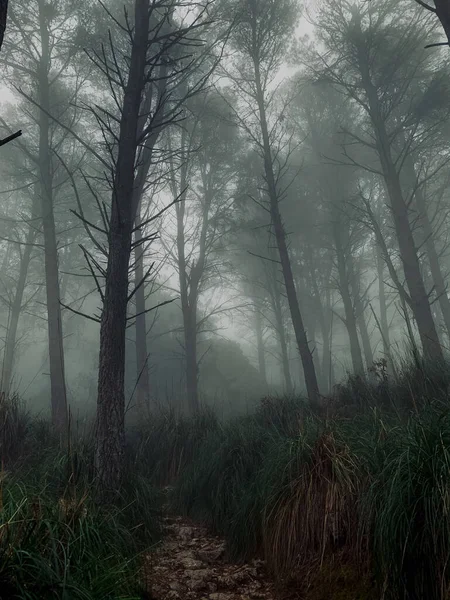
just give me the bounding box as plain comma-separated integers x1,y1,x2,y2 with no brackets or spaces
168,360,450,600
0,396,161,599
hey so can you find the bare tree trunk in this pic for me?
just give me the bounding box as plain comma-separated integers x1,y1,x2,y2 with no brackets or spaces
356,43,443,362
358,310,374,368
174,152,201,413
308,250,333,391
307,313,323,385
253,60,320,406
324,286,335,390
334,226,365,375
0,0,7,51
266,262,293,394
2,223,36,395
376,242,394,366
184,307,198,413
38,0,67,432
95,0,149,500
254,301,268,387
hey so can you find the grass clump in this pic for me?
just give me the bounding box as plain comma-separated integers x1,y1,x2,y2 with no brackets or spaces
170,363,450,600
0,480,145,599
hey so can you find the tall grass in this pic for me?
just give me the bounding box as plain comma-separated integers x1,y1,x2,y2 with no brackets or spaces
127,406,219,485
169,363,450,599
0,396,162,599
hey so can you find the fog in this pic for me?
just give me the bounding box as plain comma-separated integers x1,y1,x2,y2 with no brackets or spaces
0,0,449,477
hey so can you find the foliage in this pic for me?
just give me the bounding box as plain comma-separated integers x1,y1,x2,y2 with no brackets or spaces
169,364,450,599
0,397,162,599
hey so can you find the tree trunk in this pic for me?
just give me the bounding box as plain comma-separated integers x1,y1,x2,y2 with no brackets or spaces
358,310,373,368
308,248,334,391
349,256,374,368
334,226,365,375
404,156,450,342
184,307,198,414
435,0,450,45
2,222,36,395
265,266,293,394
253,59,320,406
38,0,67,432
376,242,394,367
0,0,7,52
254,301,268,387
356,41,443,362
175,173,201,413
324,286,335,390
95,0,149,500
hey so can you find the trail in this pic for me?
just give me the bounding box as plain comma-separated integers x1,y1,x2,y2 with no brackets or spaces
144,514,298,600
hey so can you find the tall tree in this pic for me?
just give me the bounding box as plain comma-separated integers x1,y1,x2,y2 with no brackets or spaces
308,0,444,362
75,0,218,495
167,90,240,413
221,0,320,406
1,0,89,429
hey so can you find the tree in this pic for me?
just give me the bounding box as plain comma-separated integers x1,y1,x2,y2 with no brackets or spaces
1,0,89,429
167,90,240,413
308,0,444,362
72,0,219,497
220,0,320,406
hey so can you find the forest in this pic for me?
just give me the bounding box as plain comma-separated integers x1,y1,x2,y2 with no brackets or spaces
0,0,450,598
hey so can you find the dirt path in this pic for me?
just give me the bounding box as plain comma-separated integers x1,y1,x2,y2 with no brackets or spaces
144,514,297,600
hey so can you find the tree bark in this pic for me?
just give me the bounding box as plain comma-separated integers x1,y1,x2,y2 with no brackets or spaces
0,0,7,52
95,0,149,500
355,38,443,362
252,59,320,406
38,0,67,432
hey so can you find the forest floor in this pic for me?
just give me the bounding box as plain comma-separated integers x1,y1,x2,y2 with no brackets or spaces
143,513,300,600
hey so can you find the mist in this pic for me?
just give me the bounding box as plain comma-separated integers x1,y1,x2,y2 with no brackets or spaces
1,0,450,598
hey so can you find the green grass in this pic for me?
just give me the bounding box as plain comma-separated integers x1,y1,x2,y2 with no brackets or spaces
168,363,450,599
0,480,147,599
127,406,219,485
0,396,162,599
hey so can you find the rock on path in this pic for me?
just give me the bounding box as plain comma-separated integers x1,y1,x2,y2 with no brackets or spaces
144,515,295,600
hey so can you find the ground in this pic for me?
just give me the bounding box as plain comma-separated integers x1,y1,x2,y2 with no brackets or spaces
144,514,298,600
